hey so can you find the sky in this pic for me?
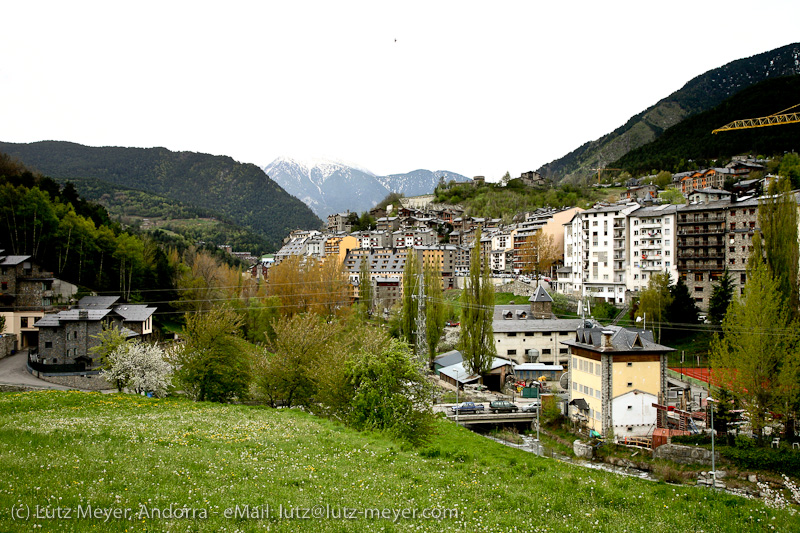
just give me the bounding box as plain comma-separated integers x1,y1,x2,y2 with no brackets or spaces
2,1,799,181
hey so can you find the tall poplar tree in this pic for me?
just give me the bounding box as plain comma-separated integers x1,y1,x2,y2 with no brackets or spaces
424,258,446,370
758,177,799,315
459,228,496,376
400,248,419,346
358,253,373,317
710,256,799,439
634,271,672,344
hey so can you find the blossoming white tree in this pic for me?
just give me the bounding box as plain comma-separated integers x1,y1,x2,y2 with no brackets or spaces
101,341,172,397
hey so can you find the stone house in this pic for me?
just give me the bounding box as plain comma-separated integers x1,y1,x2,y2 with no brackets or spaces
562,324,673,438
33,296,156,370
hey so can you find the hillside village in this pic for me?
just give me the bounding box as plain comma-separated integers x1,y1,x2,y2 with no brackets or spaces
1,151,799,509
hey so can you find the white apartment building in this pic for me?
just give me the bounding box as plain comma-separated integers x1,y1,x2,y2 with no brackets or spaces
562,203,639,305
626,204,678,293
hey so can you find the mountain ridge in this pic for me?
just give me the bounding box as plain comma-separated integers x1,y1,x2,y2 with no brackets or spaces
536,42,800,183
0,141,322,250
264,157,470,218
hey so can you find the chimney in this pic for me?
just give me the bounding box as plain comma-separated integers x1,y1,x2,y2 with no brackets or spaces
601,330,614,349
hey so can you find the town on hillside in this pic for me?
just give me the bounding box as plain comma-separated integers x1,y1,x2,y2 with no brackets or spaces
1,157,798,492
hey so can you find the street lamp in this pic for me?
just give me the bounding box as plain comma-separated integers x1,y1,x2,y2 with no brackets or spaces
454,368,460,424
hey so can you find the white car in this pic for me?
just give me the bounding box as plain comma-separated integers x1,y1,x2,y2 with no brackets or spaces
521,400,541,413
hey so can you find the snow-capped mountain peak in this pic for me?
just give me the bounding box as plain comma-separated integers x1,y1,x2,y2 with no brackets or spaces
263,157,469,218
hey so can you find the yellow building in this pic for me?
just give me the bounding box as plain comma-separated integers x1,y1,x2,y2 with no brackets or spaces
562,325,673,438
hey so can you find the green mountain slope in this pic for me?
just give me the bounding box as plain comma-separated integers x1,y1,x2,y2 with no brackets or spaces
0,141,322,250
536,42,800,183
57,176,274,255
612,75,800,174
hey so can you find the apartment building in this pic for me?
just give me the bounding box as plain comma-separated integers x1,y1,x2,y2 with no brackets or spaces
627,204,678,293
563,203,639,304
676,201,728,310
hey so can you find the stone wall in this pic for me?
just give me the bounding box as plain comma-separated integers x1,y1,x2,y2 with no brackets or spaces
34,372,114,391
653,443,719,466
0,334,14,359
494,281,537,297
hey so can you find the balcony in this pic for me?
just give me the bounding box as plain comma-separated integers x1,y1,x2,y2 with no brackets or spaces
677,226,725,235
679,260,725,271
613,232,625,240
614,262,625,271
678,214,726,224
678,250,724,259
640,242,661,250
641,264,664,271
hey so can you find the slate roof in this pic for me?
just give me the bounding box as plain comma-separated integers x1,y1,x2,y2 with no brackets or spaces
529,286,553,303
434,350,463,368
438,357,515,383
492,305,587,333
0,255,31,266
561,324,674,353
34,309,112,327
514,363,563,371
113,305,157,322
78,296,120,309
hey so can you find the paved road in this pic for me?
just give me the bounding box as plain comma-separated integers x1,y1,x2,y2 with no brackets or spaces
0,350,73,390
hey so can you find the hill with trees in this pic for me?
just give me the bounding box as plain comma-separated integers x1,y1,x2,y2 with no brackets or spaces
536,42,800,184
0,141,323,251
54,176,274,256
611,75,800,175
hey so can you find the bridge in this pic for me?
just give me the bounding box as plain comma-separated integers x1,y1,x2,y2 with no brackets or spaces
447,411,538,427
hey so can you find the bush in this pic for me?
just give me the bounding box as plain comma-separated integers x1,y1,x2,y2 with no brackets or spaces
672,434,713,446
720,446,800,475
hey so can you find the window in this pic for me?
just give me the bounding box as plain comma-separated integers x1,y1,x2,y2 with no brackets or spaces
541,332,551,337
1,282,6,291
507,332,517,337
524,332,534,337
573,382,577,390
627,362,633,367
507,349,516,356
627,382,633,388
730,258,736,265
559,348,568,354
730,210,736,216
627,405,633,411
695,286,703,292
542,349,551,355
695,273,703,281
740,273,746,284
44,341,52,348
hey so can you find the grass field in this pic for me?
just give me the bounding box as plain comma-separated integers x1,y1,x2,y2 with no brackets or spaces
1,391,798,532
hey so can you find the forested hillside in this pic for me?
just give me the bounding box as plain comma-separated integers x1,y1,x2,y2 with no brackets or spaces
0,142,323,250
536,42,800,183
57,177,273,255
612,75,800,174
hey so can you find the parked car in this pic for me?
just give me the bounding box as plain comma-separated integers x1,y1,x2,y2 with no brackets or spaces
450,402,485,414
446,320,460,327
521,400,541,413
489,400,519,413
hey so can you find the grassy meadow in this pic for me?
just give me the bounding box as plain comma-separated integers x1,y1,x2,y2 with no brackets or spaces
1,391,798,532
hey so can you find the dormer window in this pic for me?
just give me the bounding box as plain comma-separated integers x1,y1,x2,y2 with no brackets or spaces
503,310,513,319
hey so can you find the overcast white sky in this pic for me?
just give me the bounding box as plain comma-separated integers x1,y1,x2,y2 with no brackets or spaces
2,1,798,180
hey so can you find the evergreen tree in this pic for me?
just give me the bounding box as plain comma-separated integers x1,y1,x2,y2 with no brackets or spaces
708,268,734,325
459,228,496,376
400,248,419,346
664,278,700,341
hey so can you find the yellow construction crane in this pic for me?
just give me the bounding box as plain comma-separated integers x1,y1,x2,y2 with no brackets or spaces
590,167,622,184
712,103,800,133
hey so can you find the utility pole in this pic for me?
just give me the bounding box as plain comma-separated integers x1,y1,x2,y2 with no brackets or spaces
415,268,427,359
